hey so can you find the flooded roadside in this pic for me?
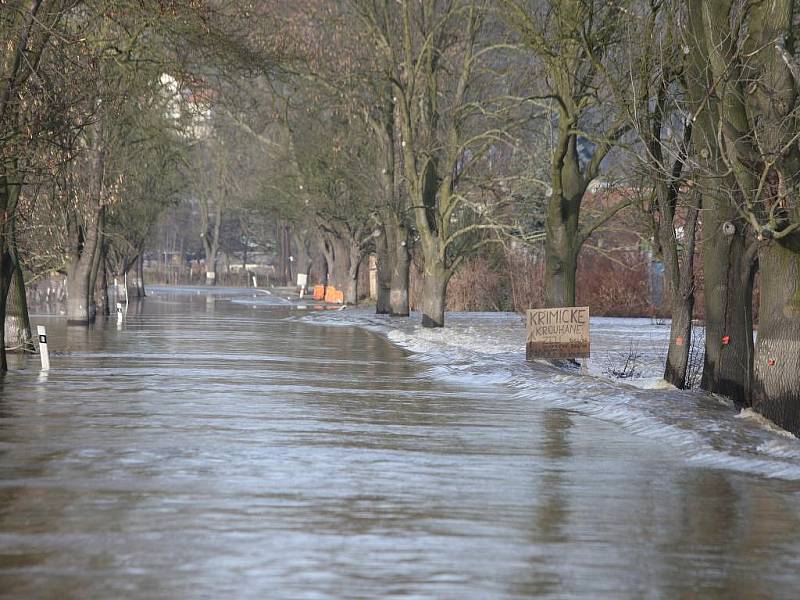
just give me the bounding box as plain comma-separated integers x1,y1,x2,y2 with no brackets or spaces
1,287,799,599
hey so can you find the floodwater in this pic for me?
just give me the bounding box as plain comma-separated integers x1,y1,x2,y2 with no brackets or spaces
1,287,800,599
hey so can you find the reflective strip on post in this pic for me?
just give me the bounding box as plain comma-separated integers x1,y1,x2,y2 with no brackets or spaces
37,325,50,370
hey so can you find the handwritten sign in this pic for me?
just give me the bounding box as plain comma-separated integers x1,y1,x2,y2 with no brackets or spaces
526,307,590,360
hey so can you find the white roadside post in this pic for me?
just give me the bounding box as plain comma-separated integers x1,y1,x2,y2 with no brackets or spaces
37,326,50,370
252,275,257,288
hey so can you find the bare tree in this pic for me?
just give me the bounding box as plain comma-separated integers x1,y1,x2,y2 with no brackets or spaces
353,0,520,327
622,2,700,388
502,0,631,309
688,0,800,432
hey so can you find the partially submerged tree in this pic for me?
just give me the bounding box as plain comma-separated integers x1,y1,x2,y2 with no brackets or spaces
354,0,522,326
685,0,755,406
689,0,800,432
0,0,81,366
502,0,631,309
623,2,700,389
290,102,381,304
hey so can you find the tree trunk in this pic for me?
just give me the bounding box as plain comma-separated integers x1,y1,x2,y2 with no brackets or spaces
373,85,410,316
687,0,755,406
292,230,314,284
201,202,221,286
137,254,146,297
281,223,292,286
0,249,13,370
544,231,578,308
343,273,358,305
544,132,583,309
386,218,410,317
660,191,700,389
4,255,33,353
0,160,25,366
664,296,694,387
203,242,217,286
66,261,95,325
700,218,754,405
126,254,145,298
96,253,110,317
751,241,800,435
88,214,104,318
66,205,103,325
421,261,449,328
375,218,411,316
376,230,391,314
323,236,347,289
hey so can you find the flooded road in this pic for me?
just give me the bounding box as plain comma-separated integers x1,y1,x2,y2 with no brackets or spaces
1,288,800,599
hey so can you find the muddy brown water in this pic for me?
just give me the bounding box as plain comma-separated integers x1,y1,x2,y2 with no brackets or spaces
1,287,799,599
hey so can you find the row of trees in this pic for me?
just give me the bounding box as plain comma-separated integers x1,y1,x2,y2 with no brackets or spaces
254,0,800,434
3,1,800,435
0,1,241,360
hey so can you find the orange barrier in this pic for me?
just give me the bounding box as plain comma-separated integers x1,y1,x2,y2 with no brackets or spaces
312,285,325,301
324,286,344,304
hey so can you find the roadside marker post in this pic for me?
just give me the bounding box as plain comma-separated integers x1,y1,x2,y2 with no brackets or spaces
37,326,50,370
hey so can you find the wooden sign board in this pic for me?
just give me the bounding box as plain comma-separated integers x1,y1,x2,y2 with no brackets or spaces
526,307,590,360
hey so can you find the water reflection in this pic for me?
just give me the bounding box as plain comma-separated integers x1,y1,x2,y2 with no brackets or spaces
0,288,799,599
535,409,572,545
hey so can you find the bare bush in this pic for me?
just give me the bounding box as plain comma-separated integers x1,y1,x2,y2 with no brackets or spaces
577,252,655,317
604,342,643,379
685,336,704,389
446,258,505,312
505,247,546,312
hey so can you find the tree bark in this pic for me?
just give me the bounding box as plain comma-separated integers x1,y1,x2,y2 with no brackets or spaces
751,241,800,435
96,250,110,317
292,229,313,283
66,264,95,324
4,261,33,352
66,203,103,325
420,261,449,328
686,0,754,404
372,90,411,317
278,222,292,286
544,234,579,309
664,296,694,387
0,249,13,370
201,202,221,286
126,253,145,298
137,254,146,297
323,236,347,287
661,192,701,389
699,215,754,405
386,215,410,317
376,229,391,314
0,159,24,367
345,237,361,305
89,228,106,317
544,132,586,309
